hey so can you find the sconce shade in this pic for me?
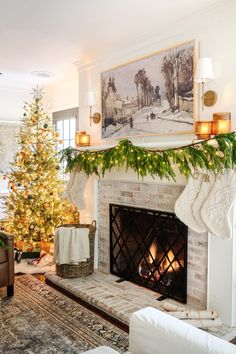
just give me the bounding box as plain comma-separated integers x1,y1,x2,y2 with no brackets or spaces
195,58,214,83
212,112,231,135
195,121,212,139
75,131,90,147
85,90,96,106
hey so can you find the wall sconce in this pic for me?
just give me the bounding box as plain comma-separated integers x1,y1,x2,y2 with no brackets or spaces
195,58,217,111
75,131,90,147
212,112,231,135
195,121,212,139
85,91,101,126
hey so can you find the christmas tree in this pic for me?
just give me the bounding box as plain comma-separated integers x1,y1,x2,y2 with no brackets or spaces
4,88,79,244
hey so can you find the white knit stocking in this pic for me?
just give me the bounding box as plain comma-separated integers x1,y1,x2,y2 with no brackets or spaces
201,169,236,239
63,169,77,203
191,172,216,233
70,171,88,210
175,172,204,233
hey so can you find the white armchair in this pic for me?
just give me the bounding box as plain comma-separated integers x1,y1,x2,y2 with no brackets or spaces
82,307,236,354
129,307,236,354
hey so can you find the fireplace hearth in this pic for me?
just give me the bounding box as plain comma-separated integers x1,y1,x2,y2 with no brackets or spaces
110,204,188,303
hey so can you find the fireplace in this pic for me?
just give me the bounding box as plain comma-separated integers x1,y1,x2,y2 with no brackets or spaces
110,204,188,303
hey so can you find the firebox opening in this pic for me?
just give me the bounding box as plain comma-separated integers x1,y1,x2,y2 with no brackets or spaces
110,204,188,303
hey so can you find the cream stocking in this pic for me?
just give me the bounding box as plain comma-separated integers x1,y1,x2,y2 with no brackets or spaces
70,171,88,210
201,169,236,239
175,172,204,233
63,169,77,202
191,172,216,233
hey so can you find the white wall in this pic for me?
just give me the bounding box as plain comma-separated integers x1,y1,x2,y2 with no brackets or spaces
77,1,236,145
45,67,79,121
0,86,31,122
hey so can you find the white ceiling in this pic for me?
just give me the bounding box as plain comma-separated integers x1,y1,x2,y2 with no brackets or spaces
0,0,222,88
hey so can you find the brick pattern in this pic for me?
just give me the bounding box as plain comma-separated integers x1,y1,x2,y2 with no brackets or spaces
98,180,208,308
45,270,193,326
46,270,235,338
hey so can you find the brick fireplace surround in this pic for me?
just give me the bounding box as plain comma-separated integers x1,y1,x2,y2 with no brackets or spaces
98,180,208,308
46,168,236,332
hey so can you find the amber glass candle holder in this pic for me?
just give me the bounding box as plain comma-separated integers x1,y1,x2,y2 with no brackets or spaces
195,121,212,139
212,112,231,135
75,131,90,147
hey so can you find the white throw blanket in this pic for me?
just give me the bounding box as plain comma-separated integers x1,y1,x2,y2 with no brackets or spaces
52,227,90,265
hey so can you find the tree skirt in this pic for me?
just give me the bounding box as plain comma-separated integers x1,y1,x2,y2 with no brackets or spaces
1,275,128,353
15,258,55,274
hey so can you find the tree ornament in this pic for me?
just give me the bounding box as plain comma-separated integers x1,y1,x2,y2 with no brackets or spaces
207,139,219,148
215,150,224,158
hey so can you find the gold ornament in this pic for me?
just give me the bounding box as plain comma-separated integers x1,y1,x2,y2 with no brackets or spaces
215,150,224,158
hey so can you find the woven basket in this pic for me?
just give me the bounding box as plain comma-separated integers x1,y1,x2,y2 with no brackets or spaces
56,220,96,279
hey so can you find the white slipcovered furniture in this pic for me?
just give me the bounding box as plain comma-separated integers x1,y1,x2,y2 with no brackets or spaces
82,307,236,354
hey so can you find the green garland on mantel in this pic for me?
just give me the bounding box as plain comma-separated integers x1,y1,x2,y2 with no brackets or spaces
60,132,236,181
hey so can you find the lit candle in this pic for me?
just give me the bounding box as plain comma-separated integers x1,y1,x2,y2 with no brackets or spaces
75,131,91,147
212,112,231,135
195,121,212,139
75,131,86,147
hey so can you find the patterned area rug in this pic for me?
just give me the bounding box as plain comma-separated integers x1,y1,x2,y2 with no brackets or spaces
1,275,128,354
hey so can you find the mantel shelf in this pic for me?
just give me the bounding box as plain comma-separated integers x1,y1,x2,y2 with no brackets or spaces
75,139,201,151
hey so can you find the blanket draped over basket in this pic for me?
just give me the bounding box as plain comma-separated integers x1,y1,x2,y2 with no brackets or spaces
54,220,96,278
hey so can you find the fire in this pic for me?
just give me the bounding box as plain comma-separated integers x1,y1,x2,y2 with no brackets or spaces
138,242,183,281
161,250,181,272
147,241,157,264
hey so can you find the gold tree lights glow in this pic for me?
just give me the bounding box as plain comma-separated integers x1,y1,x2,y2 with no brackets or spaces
60,133,236,180
3,88,79,243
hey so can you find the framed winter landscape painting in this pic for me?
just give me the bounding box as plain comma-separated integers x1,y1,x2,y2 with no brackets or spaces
101,40,197,139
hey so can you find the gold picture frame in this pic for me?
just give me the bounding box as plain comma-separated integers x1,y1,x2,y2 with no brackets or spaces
101,40,198,139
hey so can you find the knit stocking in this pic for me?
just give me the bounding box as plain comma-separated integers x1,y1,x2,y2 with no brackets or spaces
201,169,236,239
63,169,77,202
191,172,216,233
70,171,88,210
175,172,204,233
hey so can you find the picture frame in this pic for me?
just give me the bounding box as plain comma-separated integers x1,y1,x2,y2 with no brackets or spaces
101,40,198,139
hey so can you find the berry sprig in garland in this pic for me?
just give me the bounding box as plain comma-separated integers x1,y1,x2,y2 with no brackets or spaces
60,132,236,180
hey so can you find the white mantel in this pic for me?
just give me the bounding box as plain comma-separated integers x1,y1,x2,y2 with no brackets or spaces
76,139,198,151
